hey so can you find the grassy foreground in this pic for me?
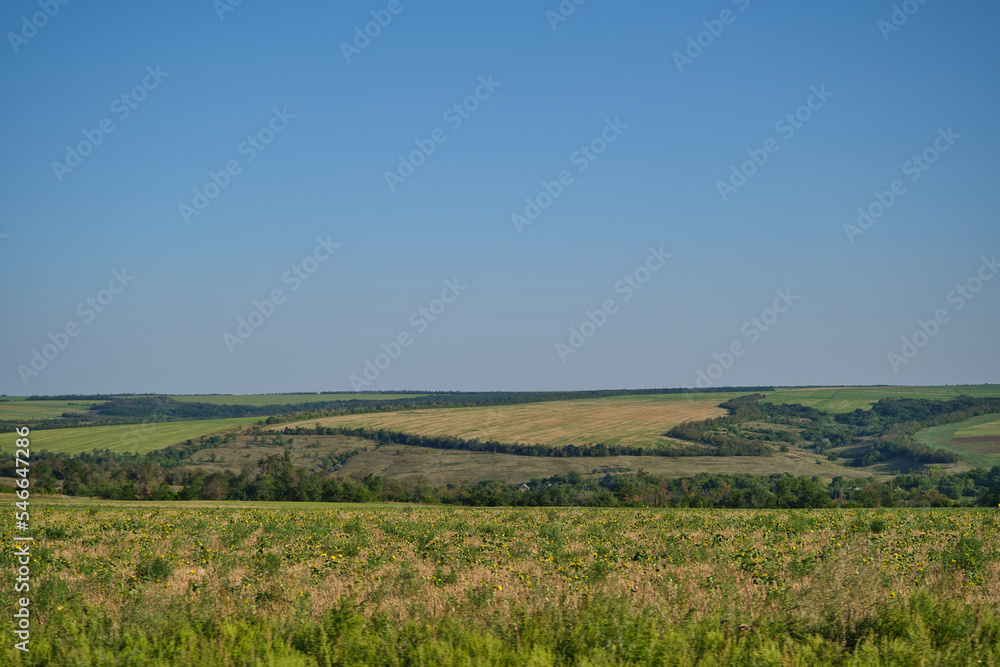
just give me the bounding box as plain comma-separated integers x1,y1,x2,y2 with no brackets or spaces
2,502,998,665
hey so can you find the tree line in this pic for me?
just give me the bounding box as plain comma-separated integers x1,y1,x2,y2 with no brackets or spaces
4,445,999,508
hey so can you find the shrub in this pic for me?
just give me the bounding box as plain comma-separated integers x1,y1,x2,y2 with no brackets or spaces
43,526,68,539
943,536,984,572
135,556,174,582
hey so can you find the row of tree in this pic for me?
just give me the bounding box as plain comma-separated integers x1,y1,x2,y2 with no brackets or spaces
6,441,1000,508
283,424,746,458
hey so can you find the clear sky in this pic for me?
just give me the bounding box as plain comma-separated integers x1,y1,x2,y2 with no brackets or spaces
1,0,997,395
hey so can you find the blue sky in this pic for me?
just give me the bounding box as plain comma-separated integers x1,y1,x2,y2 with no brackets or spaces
1,0,997,395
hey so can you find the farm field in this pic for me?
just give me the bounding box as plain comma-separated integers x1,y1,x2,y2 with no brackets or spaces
280,393,747,449
184,434,884,484
0,399,91,420
279,387,1000,451
762,385,1000,413
955,414,1000,439
915,413,1000,470
168,392,427,405
0,393,427,421
3,502,997,665
0,418,260,455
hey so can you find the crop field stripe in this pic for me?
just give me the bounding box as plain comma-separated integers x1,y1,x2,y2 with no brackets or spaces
281,395,737,448
914,413,1000,469
954,414,1000,439
0,399,93,420
763,385,1000,413
0,417,260,455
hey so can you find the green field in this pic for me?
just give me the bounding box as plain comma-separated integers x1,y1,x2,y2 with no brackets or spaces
762,385,1000,413
0,393,427,420
3,502,997,665
955,414,1000,439
281,393,752,448
0,399,91,420
5,386,997,422
0,418,260,455
915,413,1000,470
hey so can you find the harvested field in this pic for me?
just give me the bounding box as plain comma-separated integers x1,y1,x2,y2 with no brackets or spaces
280,393,738,448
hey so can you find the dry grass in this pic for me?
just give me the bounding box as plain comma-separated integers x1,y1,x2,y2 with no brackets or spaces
336,443,883,484
281,394,734,448
26,503,1000,628
174,431,885,484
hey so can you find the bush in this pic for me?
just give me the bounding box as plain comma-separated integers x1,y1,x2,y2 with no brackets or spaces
135,556,174,582
943,536,984,572
43,526,68,539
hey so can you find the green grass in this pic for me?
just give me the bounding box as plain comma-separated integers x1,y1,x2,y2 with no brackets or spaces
762,385,1000,413
0,399,92,420
3,505,998,666
0,418,260,455
915,413,1000,469
955,414,1000,439
0,393,427,420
